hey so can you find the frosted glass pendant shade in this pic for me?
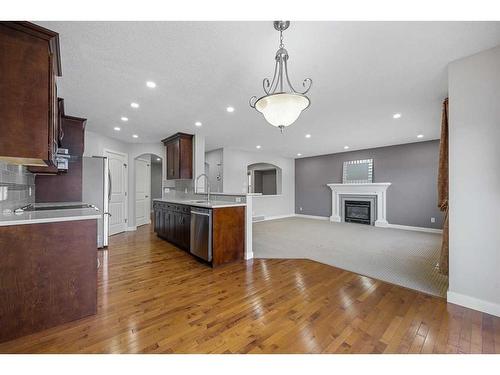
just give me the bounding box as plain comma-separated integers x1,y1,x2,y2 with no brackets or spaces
255,93,310,128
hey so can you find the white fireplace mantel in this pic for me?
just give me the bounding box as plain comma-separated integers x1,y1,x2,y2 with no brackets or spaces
327,183,391,227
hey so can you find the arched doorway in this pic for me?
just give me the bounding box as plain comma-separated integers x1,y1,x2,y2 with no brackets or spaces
247,162,282,195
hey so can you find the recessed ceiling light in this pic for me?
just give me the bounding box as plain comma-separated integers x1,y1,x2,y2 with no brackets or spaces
130,102,139,109
146,81,156,88
113,126,121,131
344,145,349,150
256,145,261,149
121,117,128,122
297,153,302,156
393,113,402,119
226,106,235,113
195,121,202,127
305,134,311,138
417,134,424,138
132,134,139,138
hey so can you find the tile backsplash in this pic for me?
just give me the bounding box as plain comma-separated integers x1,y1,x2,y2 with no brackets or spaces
0,161,35,213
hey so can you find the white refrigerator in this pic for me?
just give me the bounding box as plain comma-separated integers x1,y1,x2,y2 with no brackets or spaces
82,156,110,248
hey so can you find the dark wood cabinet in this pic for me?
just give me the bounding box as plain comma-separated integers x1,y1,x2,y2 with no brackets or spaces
162,133,193,180
32,101,87,203
153,202,245,267
0,22,62,167
0,219,97,344
153,201,191,251
212,207,245,266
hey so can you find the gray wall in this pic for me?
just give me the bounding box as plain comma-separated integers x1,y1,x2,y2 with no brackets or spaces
295,140,443,228
448,45,500,315
262,170,277,195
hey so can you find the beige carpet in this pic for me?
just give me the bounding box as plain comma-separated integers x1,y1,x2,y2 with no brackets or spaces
253,217,448,297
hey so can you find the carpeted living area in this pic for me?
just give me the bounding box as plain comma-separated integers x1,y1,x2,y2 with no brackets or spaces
253,217,448,297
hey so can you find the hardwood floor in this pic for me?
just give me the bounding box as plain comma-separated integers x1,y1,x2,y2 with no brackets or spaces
1,224,499,353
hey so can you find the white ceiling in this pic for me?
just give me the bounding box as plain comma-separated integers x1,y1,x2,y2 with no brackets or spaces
38,21,500,158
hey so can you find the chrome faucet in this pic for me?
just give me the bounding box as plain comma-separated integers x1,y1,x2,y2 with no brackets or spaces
195,173,211,202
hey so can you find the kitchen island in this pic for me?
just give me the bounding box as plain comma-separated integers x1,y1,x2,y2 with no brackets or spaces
0,204,100,343
153,197,246,267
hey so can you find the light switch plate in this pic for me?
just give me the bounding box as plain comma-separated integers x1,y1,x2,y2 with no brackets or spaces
0,186,7,201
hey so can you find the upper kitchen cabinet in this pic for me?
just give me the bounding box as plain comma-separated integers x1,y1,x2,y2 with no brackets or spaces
162,133,193,180
0,22,62,167
31,100,87,202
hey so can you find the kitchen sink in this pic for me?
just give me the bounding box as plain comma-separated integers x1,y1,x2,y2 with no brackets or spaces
189,200,210,204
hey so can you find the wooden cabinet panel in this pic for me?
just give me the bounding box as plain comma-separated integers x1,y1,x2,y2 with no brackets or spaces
212,206,245,267
0,22,61,166
153,202,190,251
32,109,87,202
0,220,97,344
179,136,193,179
162,133,193,180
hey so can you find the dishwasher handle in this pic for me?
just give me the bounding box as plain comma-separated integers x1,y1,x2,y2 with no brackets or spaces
190,210,210,216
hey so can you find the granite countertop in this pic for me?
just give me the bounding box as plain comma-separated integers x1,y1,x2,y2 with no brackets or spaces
0,202,101,227
153,198,246,209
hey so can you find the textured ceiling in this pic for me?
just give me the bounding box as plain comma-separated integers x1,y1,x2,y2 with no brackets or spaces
38,21,500,158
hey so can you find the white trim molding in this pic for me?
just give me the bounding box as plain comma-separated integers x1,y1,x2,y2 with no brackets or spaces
295,214,329,220
253,214,295,222
447,291,500,318
327,183,391,227
386,224,443,234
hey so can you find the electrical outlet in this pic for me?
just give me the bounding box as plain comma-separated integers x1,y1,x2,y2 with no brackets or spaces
431,217,436,223
29,186,32,196
235,197,241,203
299,207,303,211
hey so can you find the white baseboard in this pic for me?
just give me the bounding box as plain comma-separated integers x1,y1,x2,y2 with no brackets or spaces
447,291,500,318
126,226,137,232
253,214,295,222
295,214,329,220
386,223,443,234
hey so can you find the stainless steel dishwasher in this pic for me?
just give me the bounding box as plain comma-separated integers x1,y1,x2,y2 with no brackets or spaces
190,207,212,262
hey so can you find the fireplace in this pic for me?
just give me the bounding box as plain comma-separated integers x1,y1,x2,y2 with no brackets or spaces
344,200,371,225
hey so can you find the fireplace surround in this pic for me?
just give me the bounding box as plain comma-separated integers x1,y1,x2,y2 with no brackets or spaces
327,183,391,227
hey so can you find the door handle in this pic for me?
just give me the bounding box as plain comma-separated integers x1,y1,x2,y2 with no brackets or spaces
145,195,149,198
108,170,112,201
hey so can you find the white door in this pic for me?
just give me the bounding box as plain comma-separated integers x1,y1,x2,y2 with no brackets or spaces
105,150,128,236
135,158,151,227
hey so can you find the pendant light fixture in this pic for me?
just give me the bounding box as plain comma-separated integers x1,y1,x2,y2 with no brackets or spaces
250,21,312,133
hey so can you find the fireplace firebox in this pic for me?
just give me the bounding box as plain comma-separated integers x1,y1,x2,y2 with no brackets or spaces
344,200,371,225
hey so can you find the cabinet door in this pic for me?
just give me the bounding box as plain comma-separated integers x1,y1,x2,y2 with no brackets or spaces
0,23,53,164
153,207,161,233
182,213,191,250
167,210,175,242
166,140,180,180
161,208,168,238
48,53,58,166
174,212,182,246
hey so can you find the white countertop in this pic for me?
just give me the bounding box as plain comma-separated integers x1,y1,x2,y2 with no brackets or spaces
153,198,246,209
0,203,101,227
